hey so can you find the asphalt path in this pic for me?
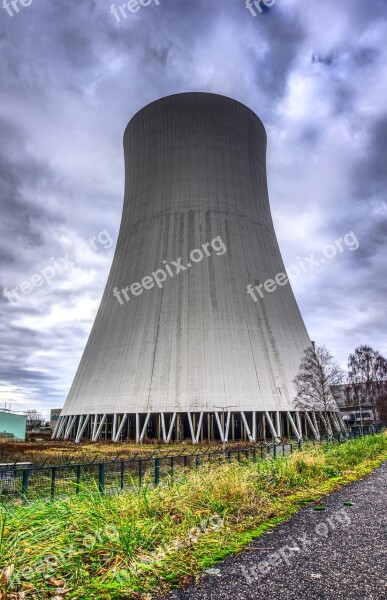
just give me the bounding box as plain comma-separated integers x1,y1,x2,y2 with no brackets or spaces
167,461,387,600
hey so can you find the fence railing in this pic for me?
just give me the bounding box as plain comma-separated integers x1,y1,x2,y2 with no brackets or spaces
0,424,384,505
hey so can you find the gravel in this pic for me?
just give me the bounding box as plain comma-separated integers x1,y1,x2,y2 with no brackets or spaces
166,461,387,600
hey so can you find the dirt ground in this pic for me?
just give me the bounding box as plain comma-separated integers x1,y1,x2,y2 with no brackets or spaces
0,438,257,465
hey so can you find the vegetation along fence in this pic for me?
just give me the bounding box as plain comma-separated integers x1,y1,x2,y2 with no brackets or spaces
0,425,384,505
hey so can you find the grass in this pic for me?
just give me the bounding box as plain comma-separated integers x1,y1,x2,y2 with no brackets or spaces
0,432,386,600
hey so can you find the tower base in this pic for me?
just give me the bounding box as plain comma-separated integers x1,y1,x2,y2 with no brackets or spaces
52,410,347,443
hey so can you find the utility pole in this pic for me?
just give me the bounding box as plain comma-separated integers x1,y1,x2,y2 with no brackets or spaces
358,384,364,436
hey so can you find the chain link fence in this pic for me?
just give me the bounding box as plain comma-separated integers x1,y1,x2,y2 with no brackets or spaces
0,425,384,504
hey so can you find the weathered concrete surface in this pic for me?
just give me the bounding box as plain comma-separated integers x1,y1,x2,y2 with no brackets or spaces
61,93,311,423
167,461,387,600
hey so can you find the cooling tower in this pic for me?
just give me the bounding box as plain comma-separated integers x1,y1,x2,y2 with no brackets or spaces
54,93,345,443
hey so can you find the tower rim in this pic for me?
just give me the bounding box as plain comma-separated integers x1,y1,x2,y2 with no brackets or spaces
123,91,266,142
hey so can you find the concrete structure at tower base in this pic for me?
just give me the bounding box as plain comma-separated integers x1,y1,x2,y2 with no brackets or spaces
53,410,347,443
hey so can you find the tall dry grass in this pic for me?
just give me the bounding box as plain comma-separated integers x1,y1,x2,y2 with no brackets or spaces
0,432,386,599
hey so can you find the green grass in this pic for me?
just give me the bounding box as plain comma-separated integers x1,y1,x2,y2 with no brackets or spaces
1,433,386,600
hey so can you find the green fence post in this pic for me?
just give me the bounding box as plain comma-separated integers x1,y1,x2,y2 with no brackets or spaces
50,467,56,499
273,444,277,458
170,457,174,479
98,463,105,495
154,458,160,485
76,465,81,494
196,456,200,468
21,467,30,498
253,447,257,462
138,460,142,487
120,461,125,490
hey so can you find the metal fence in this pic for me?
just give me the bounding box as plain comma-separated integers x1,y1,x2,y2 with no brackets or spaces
0,425,384,504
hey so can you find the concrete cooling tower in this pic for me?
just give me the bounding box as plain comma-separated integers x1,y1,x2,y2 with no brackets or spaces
54,93,344,443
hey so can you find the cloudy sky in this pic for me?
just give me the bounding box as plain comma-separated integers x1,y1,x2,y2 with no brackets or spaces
0,0,386,417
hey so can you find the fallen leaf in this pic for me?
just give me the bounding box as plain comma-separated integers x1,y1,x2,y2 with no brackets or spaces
49,579,65,587
1,564,15,583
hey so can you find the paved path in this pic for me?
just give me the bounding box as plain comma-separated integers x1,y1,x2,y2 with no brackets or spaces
167,462,387,600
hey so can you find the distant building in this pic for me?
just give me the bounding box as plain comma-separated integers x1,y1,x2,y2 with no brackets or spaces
331,383,386,427
0,411,27,441
50,408,62,432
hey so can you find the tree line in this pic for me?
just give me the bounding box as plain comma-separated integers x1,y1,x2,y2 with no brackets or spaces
294,344,387,425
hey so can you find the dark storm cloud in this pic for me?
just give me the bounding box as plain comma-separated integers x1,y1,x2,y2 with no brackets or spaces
0,0,386,413
357,115,387,195
0,120,56,242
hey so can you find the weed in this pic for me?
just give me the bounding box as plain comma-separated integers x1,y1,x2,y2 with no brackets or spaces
0,432,385,599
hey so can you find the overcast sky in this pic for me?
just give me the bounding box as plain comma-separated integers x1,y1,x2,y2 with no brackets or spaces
0,0,386,417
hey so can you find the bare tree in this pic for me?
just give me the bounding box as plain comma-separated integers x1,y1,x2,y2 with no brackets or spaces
294,345,345,421
348,345,387,423
26,410,44,430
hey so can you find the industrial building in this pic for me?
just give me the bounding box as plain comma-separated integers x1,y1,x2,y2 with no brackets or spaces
54,93,344,443
331,383,386,429
50,408,62,433
0,410,27,441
